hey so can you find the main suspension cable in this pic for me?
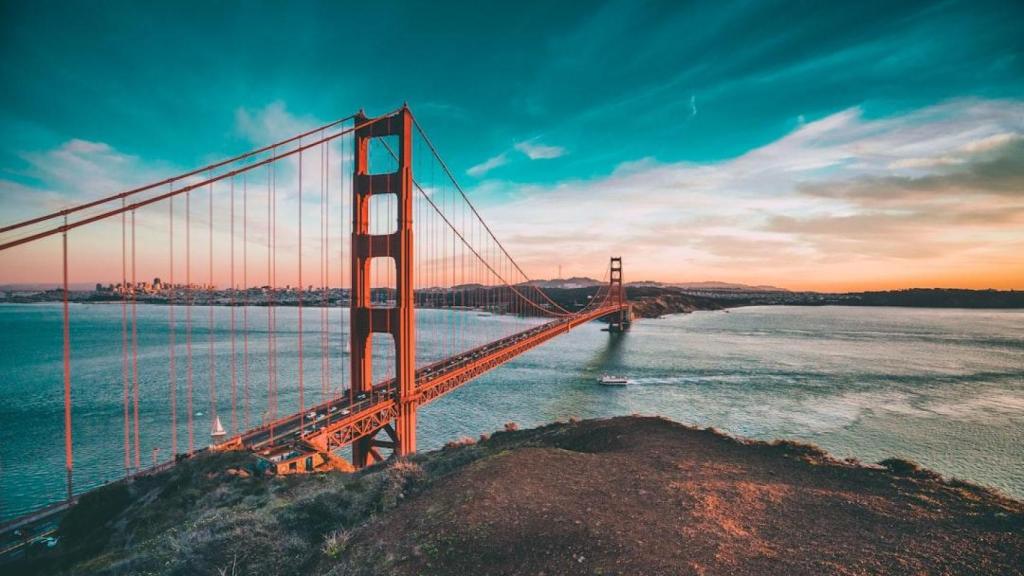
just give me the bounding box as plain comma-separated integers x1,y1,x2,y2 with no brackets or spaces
410,114,573,315
0,115,360,236
0,111,399,252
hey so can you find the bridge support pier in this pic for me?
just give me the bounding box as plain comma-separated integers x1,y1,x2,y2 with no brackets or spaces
350,107,416,468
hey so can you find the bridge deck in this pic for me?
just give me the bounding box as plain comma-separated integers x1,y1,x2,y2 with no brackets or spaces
219,303,628,456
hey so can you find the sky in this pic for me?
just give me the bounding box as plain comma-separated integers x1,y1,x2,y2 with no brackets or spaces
1,0,1023,291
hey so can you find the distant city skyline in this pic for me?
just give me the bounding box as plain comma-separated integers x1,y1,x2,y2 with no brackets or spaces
1,1,1023,290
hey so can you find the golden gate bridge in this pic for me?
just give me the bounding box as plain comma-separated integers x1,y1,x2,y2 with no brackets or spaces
0,106,630,527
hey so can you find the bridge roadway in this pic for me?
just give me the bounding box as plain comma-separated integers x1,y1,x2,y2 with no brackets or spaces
222,302,628,455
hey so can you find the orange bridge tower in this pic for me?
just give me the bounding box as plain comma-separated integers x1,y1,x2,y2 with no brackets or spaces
608,256,631,332
350,107,416,466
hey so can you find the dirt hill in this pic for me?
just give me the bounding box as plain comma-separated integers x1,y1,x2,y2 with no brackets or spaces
13,417,1023,575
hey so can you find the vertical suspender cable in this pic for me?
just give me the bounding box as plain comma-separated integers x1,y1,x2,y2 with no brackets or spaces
321,138,327,402
385,150,392,380
169,187,177,456
121,201,130,473
367,139,373,393
131,209,139,470
271,153,278,430
62,216,73,501
339,127,346,399
298,143,304,420
462,195,466,348
323,138,329,403
209,179,216,432
443,177,448,357
243,174,249,430
186,190,194,453
451,183,456,354
230,177,237,435
266,163,273,428
319,138,324,401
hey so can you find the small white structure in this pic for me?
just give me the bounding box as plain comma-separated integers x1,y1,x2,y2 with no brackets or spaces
210,415,227,439
598,374,630,386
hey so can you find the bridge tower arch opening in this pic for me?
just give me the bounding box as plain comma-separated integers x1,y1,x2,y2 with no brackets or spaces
350,107,416,467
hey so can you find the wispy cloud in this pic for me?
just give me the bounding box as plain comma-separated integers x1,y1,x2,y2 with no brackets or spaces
414,101,471,122
514,140,567,160
4,97,1023,290
14,138,162,211
474,98,1024,289
468,138,567,178
1,101,354,285
234,101,319,144
467,152,509,177
1,137,181,283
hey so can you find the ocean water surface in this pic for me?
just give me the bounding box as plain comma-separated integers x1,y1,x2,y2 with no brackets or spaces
1,303,1021,519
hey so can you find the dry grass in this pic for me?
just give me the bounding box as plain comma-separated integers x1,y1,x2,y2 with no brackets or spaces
321,529,352,559
11,416,1023,576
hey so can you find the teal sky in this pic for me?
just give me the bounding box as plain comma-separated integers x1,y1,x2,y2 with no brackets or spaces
2,0,1023,289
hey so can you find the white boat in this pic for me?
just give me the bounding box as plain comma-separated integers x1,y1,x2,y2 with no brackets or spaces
598,374,629,386
210,415,226,439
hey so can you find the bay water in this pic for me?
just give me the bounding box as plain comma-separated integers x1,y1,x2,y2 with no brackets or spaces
1,303,1021,520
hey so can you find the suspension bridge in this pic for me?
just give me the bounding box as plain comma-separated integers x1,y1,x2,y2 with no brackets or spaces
0,105,630,531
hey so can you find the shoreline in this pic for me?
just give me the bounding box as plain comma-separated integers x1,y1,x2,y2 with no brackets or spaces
3,285,1023,313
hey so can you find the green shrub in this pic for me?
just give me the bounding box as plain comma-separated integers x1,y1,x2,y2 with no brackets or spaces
879,457,941,479
58,481,133,556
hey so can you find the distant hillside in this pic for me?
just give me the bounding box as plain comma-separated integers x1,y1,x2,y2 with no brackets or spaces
542,285,1024,319
839,288,1024,308
1,283,97,292
522,277,603,289
628,280,789,292
674,287,1024,309
674,280,789,292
